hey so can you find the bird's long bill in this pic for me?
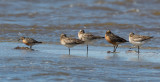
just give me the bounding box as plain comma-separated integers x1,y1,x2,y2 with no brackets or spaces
18,38,21,41
18,38,22,41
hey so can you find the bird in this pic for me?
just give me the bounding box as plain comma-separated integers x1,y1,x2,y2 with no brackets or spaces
129,32,153,54
105,30,128,52
60,34,84,55
78,29,104,54
18,37,42,49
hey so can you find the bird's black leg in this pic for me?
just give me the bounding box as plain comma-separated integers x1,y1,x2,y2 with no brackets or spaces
113,46,115,52
114,45,118,52
69,48,70,55
87,45,88,55
138,46,140,54
30,45,32,49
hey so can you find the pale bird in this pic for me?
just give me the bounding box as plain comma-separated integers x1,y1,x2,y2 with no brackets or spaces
78,29,104,54
129,32,153,54
60,34,84,55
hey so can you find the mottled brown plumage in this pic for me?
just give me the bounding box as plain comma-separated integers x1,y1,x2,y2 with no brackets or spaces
105,30,128,52
78,29,104,41
60,34,84,55
78,29,104,54
18,37,42,49
129,32,153,54
129,32,153,43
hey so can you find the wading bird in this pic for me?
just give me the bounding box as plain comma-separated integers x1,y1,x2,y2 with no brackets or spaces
129,32,153,54
60,34,84,55
78,29,104,54
105,30,128,52
18,37,42,49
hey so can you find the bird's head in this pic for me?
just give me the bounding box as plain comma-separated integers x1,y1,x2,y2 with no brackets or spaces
18,37,25,41
61,34,67,38
129,32,134,37
106,30,111,34
79,29,85,34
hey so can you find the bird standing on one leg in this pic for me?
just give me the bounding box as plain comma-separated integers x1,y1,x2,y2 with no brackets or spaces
129,32,153,54
60,34,84,55
78,29,104,55
18,37,42,49
105,30,128,53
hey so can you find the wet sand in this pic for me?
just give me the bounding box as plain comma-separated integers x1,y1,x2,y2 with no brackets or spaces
0,42,160,81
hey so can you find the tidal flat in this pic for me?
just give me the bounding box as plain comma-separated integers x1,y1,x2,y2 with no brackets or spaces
0,0,160,81
0,42,160,81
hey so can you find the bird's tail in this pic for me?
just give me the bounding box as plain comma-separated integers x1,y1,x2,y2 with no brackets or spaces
125,40,129,42
149,36,154,39
36,41,42,43
96,36,105,39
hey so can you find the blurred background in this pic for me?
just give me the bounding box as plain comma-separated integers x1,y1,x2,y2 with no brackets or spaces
0,0,160,47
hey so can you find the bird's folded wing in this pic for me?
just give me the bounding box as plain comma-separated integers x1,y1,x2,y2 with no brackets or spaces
110,35,127,42
133,35,152,42
83,33,94,39
133,38,144,42
26,38,38,43
64,38,83,44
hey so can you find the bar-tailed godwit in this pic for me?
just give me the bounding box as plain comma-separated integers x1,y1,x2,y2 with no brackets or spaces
18,37,42,49
129,32,153,54
78,29,104,54
60,34,84,55
105,30,128,52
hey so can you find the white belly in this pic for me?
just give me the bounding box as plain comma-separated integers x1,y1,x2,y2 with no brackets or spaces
129,37,145,46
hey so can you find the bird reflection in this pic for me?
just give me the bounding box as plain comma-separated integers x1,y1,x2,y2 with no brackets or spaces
106,53,120,61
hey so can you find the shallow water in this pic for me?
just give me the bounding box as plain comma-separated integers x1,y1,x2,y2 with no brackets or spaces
0,0,160,46
0,42,160,81
0,0,160,81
